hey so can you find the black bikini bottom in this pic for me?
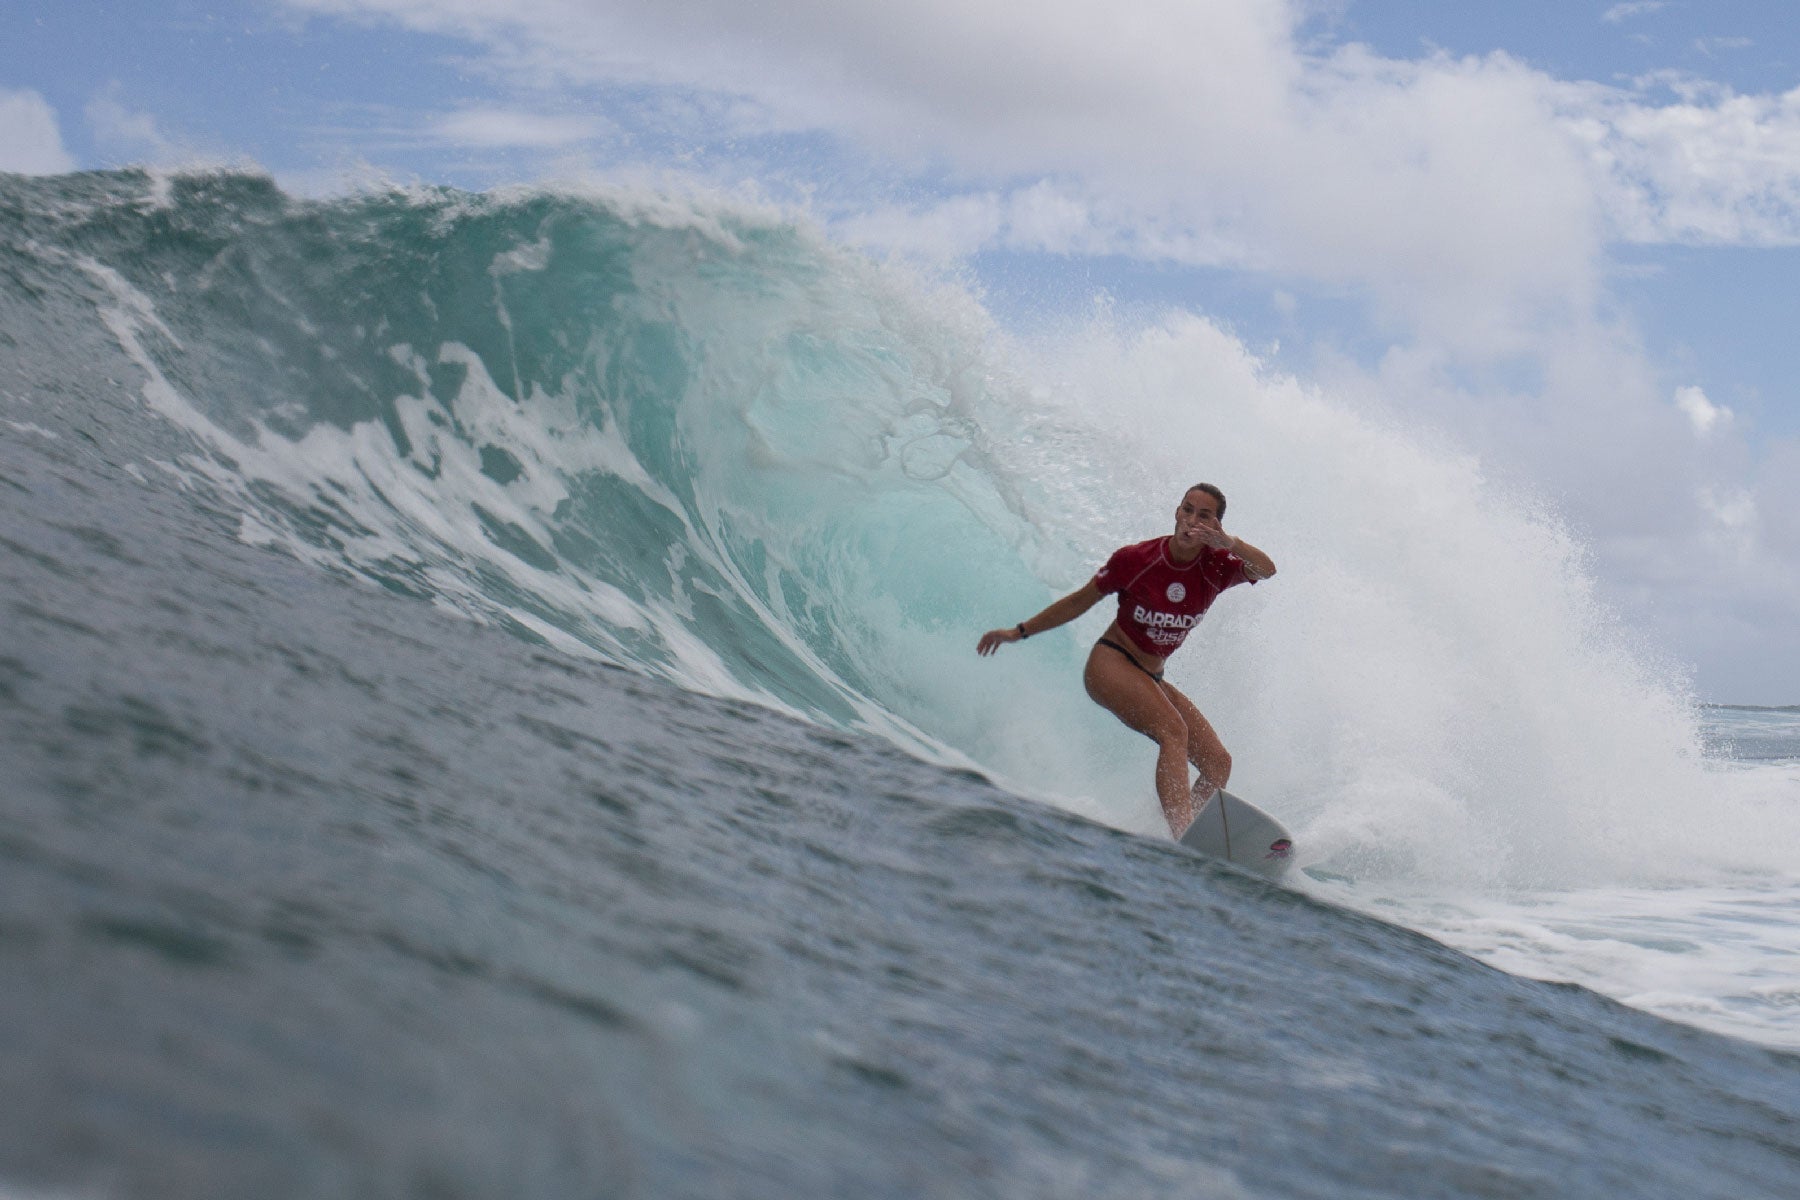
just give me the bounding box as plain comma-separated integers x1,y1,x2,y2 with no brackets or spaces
1098,638,1165,683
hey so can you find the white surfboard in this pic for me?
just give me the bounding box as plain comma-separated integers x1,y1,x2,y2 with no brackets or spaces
1179,789,1294,879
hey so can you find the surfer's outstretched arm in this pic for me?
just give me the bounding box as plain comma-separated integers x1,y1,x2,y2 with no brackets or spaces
976,581,1104,656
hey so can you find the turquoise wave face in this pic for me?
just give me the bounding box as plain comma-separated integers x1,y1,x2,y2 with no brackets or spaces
1,169,1081,768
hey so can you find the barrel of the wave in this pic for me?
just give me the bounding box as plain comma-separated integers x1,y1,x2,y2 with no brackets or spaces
1179,788,1294,880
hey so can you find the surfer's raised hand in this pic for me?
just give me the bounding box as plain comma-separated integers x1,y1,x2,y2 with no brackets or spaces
1194,523,1237,551
1181,507,1278,580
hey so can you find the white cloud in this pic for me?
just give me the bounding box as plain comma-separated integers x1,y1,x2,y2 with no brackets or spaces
837,181,1250,264
0,88,76,174
1003,182,1101,255
1694,37,1754,58
430,108,611,148
1572,81,1800,244
86,83,181,163
1699,485,1757,531
1697,485,1760,568
836,193,1006,260
1602,2,1665,24
1674,384,1731,436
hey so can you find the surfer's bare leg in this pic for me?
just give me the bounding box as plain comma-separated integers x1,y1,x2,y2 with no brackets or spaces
1083,646,1193,835
1160,682,1231,802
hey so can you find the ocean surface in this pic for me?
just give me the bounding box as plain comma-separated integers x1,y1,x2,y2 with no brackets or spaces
2,169,1797,1198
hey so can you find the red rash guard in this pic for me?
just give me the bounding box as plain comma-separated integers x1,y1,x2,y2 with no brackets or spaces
1092,536,1254,658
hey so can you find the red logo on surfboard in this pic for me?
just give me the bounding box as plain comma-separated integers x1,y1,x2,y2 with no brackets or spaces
1264,839,1293,860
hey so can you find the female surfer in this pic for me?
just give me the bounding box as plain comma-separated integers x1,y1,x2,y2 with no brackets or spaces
977,484,1276,837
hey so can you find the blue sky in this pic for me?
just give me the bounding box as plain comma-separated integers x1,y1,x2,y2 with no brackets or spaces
1337,1,1796,89
5,1,1800,700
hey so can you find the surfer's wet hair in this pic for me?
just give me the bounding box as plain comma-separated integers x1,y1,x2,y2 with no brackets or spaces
1187,482,1226,517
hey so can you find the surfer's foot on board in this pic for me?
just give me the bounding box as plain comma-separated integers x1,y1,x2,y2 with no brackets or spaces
1166,779,1218,839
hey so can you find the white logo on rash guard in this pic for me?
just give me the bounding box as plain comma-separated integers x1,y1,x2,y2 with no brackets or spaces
1166,582,1186,602
1133,605,1200,638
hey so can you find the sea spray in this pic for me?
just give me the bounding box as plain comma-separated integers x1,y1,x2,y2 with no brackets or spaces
1009,310,1750,886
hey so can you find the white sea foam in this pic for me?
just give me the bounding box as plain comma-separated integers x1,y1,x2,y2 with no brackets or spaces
967,310,1798,889
1346,868,1800,1048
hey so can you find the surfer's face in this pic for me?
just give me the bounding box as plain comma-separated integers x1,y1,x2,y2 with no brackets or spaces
1174,491,1221,543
